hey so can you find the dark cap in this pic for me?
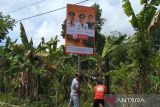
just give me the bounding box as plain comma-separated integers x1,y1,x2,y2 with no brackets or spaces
79,13,85,19
75,72,83,78
69,11,75,16
75,72,81,76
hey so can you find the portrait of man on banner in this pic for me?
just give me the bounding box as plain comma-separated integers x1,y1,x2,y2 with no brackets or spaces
67,11,78,34
77,13,88,31
86,14,95,30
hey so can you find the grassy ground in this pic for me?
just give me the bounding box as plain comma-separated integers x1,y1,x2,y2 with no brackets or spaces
0,101,20,107
0,93,92,107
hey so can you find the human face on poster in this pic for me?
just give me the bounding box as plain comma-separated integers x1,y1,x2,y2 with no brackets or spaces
65,4,95,55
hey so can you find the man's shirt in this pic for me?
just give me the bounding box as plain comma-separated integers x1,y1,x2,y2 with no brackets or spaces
70,78,79,96
94,84,107,100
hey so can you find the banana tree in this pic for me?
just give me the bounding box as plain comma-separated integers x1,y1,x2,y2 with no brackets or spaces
5,22,52,99
122,0,160,93
150,51,160,93
122,0,159,35
102,34,126,94
19,23,74,104
148,10,160,50
148,10,160,93
5,23,34,98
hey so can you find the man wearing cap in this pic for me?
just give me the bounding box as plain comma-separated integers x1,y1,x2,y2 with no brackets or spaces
68,73,82,107
77,13,88,31
67,11,78,34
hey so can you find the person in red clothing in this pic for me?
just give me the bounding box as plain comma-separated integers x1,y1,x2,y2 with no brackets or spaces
93,78,107,107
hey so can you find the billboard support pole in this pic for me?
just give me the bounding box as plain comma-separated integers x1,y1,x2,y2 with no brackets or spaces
78,55,81,74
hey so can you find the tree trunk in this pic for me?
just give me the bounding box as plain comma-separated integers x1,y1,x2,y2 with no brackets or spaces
105,55,110,94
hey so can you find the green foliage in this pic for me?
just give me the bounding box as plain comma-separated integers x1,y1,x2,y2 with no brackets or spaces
29,38,33,50
108,62,137,93
92,3,106,54
150,0,160,6
109,42,128,68
102,33,126,58
122,0,135,17
151,51,160,93
5,37,11,48
140,0,148,5
122,0,142,32
149,10,160,50
149,75,160,93
20,22,29,50
60,20,66,38
128,35,153,62
92,4,105,33
0,12,15,42
122,0,160,93
122,0,159,34
154,51,160,70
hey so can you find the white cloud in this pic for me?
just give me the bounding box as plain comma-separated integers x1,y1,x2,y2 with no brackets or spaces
100,0,138,35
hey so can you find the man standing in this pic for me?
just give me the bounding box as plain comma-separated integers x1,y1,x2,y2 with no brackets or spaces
68,73,82,107
93,78,107,107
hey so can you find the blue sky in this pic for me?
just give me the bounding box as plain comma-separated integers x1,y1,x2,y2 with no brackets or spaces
0,0,158,47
